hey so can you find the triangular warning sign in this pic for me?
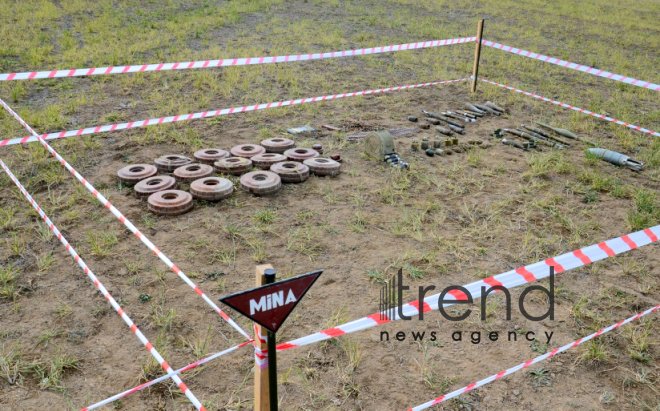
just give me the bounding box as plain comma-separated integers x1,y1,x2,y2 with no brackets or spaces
219,270,323,333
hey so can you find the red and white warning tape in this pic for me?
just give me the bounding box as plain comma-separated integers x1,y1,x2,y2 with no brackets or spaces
480,78,660,137
0,97,251,341
0,37,475,81
275,225,660,351
0,78,467,147
80,339,254,411
0,159,205,411
407,302,660,411
481,39,660,92
254,324,269,370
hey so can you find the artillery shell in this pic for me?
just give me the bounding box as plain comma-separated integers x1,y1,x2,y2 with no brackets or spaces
474,103,500,116
435,125,452,136
419,124,430,129
408,116,418,122
448,124,465,134
425,117,440,125
485,101,505,112
464,103,485,114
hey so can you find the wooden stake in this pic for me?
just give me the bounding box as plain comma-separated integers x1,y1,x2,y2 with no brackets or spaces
471,19,485,93
254,264,273,411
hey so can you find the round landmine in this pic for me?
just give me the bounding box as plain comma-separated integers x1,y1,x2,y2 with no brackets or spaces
270,161,310,183
190,177,233,201
261,138,295,153
312,144,324,155
251,153,287,170
284,148,319,162
214,157,253,176
134,176,177,198
194,148,229,165
303,158,341,176
173,163,214,182
117,164,157,185
147,190,193,216
230,144,265,158
240,171,282,196
154,155,193,172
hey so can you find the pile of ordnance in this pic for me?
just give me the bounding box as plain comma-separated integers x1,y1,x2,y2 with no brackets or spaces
116,139,341,216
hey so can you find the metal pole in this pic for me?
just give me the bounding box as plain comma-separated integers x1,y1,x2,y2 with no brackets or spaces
264,268,278,411
471,19,485,93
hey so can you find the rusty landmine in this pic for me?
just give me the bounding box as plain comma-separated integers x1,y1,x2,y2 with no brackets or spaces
134,175,177,198
240,171,282,196
190,177,234,201
303,158,342,176
116,164,158,185
312,144,324,154
284,147,320,162
173,163,214,182
154,154,193,172
329,154,343,163
270,161,310,183
260,137,295,153
251,153,287,170
230,144,266,158
147,190,194,216
214,157,253,176
194,148,229,165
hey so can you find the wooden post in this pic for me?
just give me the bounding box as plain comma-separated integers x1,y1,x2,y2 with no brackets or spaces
471,19,485,93
254,264,273,411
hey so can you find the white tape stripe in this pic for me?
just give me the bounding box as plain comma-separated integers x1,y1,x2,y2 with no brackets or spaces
0,37,475,81
479,79,660,137
0,160,203,411
407,304,660,410
481,39,660,91
0,79,467,147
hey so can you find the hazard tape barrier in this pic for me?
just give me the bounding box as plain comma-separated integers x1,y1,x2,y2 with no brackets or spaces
481,40,660,92
480,78,660,137
0,37,475,81
0,78,467,147
275,225,659,351
0,97,251,341
81,340,254,411
0,160,206,411
407,302,660,410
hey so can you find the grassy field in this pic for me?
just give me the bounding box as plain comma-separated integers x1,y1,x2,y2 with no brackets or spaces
0,0,659,410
